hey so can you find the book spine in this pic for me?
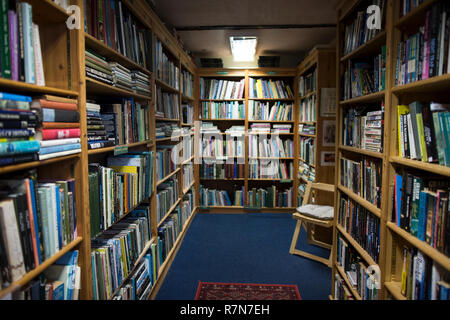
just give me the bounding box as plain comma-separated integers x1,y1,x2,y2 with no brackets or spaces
21,2,35,84
40,128,81,140
36,100,78,111
0,1,11,79
8,10,18,81
41,122,80,129
0,140,40,156
39,143,81,155
41,108,80,123
32,23,45,86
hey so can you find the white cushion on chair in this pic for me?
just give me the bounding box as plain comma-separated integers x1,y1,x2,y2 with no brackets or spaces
296,204,334,220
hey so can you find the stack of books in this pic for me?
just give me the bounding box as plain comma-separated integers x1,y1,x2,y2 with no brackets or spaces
0,92,40,166
250,123,271,133
397,102,450,166
156,178,179,224
298,162,316,182
201,101,245,120
99,111,118,146
249,78,293,99
343,106,384,153
109,62,132,91
342,0,386,55
131,71,151,97
248,101,293,121
1,2,45,85
91,214,152,300
32,96,81,160
247,186,293,208
299,124,316,135
155,122,181,140
155,87,180,119
86,102,113,150
395,2,450,85
299,94,317,122
85,50,113,85
0,175,78,291
272,124,292,133
200,78,245,100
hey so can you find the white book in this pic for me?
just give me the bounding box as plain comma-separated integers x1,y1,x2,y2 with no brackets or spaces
38,148,81,161
32,23,45,86
438,11,447,76
40,138,81,147
407,114,417,159
0,199,26,282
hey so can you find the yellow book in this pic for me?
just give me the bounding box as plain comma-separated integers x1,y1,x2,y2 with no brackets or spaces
98,249,111,299
270,80,279,99
400,247,407,296
415,112,428,162
397,105,410,157
120,236,129,277
257,79,263,98
110,166,138,207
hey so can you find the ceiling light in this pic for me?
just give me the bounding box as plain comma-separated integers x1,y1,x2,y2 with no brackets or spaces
230,36,257,62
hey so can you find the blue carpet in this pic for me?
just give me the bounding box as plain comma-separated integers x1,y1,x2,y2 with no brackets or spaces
155,213,331,300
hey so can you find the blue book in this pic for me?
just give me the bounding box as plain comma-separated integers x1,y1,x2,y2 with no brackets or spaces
52,281,65,300
28,178,42,264
395,174,403,226
39,143,81,155
54,184,63,250
0,140,40,156
418,191,428,241
0,128,34,138
0,92,32,102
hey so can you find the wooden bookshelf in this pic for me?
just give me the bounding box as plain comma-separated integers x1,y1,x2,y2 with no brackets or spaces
0,0,198,301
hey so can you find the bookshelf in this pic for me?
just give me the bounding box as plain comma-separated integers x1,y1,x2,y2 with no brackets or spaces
334,0,450,301
0,0,198,300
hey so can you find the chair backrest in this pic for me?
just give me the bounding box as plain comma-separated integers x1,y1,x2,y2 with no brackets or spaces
302,181,335,206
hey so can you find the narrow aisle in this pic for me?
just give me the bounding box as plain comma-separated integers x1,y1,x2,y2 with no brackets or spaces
155,213,331,300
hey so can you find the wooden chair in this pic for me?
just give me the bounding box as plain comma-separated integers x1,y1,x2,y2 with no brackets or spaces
289,181,335,267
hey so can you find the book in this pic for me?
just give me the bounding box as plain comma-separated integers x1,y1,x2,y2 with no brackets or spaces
36,128,81,140
31,99,78,111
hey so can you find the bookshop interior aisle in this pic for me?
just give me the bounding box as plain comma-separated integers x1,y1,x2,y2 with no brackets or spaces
0,0,449,301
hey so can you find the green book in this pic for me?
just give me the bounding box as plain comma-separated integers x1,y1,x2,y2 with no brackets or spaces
88,172,100,239
433,112,445,165
410,176,423,237
441,112,450,166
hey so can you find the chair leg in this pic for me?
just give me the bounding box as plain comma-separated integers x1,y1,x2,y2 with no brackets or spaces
289,219,302,254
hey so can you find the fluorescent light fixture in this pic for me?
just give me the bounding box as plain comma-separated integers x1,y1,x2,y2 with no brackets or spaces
230,36,257,62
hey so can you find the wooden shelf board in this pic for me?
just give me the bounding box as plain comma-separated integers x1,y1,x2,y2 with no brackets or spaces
394,0,440,30
156,136,181,143
340,91,385,105
182,95,195,102
384,281,407,301
85,33,151,75
340,31,387,62
155,78,179,93
299,91,316,100
155,117,180,122
24,0,70,23
0,78,78,97
181,156,194,165
336,224,378,267
298,133,317,138
390,156,450,177
0,153,80,175
392,74,450,95
339,145,384,159
182,181,195,195
0,237,82,299
386,222,450,271
87,140,151,155
156,168,181,187
338,185,382,218
335,263,362,300
86,77,151,100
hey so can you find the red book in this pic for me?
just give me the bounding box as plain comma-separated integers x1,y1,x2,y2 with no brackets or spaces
31,99,78,111
37,128,81,140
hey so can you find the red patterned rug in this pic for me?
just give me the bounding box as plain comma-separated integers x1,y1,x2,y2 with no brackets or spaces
195,282,301,300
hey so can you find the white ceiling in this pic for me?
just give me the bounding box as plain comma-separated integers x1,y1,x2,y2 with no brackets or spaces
152,0,338,66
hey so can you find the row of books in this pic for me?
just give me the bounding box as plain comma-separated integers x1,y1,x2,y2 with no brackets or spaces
299,137,315,166
200,162,245,180
340,156,382,208
298,162,315,183
155,37,179,90
156,146,177,182
155,87,180,119
334,272,355,300
338,196,381,263
248,159,293,180
155,122,181,140
342,106,384,153
246,186,293,208
299,94,316,122
401,0,426,16
200,101,245,120
8,250,80,300
249,123,292,134
399,246,450,300
182,163,194,190
395,2,450,85
84,0,153,71
201,136,244,158
91,212,152,300
299,70,316,97
392,170,449,256
0,93,82,164
0,174,78,290
397,102,450,167
181,132,193,162
299,123,316,135
336,236,379,300
200,78,245,100
342,0,386,55
181,70,194,98
182,104,194,124
248,78,293,99
156,177,179,225
342,58,382,101
199,185,245,207
248,136,293,158
0,1,45,85
248,101,293,121
181,192,195,222
158,206,188,266
88,152,154,238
